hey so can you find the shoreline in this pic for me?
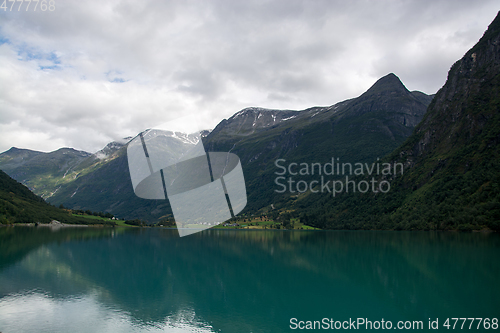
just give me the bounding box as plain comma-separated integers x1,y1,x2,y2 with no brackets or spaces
1,223,496,233
1,220,108,228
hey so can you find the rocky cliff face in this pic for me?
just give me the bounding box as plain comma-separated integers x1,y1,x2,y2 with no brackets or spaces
403,12,500,163
300,12,500,231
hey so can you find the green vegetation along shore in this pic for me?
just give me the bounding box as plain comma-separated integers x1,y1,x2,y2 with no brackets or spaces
0,170,115,226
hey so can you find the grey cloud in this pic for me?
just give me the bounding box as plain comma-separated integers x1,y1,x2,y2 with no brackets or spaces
0,0,499,153
174,67,223,98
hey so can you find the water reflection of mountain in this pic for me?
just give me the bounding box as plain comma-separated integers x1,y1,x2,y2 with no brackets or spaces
0,226,120,271
1,228,499,332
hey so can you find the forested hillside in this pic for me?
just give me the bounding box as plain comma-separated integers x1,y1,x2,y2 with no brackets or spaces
296,11,500,231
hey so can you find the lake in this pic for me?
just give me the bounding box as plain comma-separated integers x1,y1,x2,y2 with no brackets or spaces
0,227,499,332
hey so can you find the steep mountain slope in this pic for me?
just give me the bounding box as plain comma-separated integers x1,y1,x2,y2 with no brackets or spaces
299,11,500,231
0,74,432,222
205,73,432,212
0,170,108,224
46,136,173,222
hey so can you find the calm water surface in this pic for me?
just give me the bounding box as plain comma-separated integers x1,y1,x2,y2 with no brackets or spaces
0,227,499,332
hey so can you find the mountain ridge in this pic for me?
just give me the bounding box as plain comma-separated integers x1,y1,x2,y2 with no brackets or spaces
205,73,431,212
297,11,500,231
1,73,433,222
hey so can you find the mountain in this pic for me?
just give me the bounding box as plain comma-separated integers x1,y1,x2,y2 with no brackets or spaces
0,147,91,198
211,74,428,142
0,170,111,225
204,73,432,212
297,11,500,231
212,107,299,137
0,138,132,199
0,74,432,222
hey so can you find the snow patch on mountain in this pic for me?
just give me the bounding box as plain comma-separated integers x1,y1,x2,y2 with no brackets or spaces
94,140,127,160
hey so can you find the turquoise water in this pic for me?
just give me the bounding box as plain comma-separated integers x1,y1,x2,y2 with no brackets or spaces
0,227,499,332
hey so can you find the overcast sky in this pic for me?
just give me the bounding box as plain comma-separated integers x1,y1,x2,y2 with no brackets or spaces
0,0,498,153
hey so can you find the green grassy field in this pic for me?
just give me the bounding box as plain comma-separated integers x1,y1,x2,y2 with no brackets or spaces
71,214,137,227
71,213,321,230
213,217,321,230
